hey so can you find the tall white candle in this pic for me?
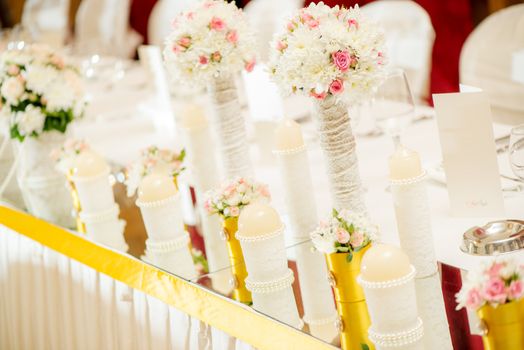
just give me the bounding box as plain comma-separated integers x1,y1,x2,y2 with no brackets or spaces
273,118,337,341
389,147,452,350
359,244,424,350
72,150,127,251
137,173,197,280
237,203,302,329
180,103,231,294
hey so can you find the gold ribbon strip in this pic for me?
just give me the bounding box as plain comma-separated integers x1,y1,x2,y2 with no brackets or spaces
0,206,335,350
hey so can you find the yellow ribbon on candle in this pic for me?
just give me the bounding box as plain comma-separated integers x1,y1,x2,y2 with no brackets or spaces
477,297,524,350
325,245,374,350
223,216,252,305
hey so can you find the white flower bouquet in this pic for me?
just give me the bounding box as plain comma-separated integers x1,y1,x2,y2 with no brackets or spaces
50,138,90,174
311,208,377,260
204,177,270,218
125,146,186,197
163,0,257,86
456,259,524,311
0,44,86,141
269,2,386,102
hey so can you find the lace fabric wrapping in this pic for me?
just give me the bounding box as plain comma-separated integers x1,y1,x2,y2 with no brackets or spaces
0,135,24,207
182,125,231,293
74,170,127,251
391,173,452,350
137,194,197,280
359,266,424,350
313,96,365,213
15,131,74,227
237,229,301,328
208,75,253,179
275,149,337,341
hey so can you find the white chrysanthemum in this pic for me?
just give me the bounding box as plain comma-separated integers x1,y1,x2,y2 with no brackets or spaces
24,64,58,95
15,105,46,136
163,0,257,87
269,3,387,102
45,79,76,112
0,77,25,104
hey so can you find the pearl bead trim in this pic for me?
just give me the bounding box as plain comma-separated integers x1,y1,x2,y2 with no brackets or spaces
272,144,307,156
245,268,294,294
236,224,285,243
390,171,426,186
368,317,424,347
303,312,339,326
358,265,416,289
136,193,181,209
145,234,190,254
79,204,120,224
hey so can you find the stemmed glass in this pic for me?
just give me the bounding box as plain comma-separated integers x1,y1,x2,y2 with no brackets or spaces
371,68,415,148
509,124,524,182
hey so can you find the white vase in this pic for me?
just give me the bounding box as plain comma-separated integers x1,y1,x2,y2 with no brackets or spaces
15,131,74,228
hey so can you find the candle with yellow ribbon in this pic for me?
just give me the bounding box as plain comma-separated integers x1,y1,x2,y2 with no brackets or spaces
311,209,378,350
204,177,271,305
456,259,524,350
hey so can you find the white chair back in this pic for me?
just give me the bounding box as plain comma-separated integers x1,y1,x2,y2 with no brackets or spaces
148,0,199,47
75,0,142,58
460,4,524,124
21,0,70,47
361,0,434,103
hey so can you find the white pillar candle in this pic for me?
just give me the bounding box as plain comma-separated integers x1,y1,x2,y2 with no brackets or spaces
359,244,424,350
72,150,127,251
237,203,302,329
137,173,197,280
273,118,337,341
389,147,452,349
181,103,232,294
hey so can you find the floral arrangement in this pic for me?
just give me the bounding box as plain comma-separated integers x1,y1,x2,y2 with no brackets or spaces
163,0,257,86
50,138,90,174
269,2,386,102
311,208,377,261
204,177,270,218
456,258,524,311
0,44,86,141
125,146,186,197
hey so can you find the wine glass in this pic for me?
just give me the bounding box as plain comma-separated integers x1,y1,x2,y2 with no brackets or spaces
509,124,524,181
371,68,415,148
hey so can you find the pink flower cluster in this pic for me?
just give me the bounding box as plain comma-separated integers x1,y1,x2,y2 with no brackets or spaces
204,177,270,218
456,259,524,311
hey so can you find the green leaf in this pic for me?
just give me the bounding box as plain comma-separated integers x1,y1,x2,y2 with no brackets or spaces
179,148,186,161
361,344,370,350
348,223,355,234
332,208,339,218
346,251,353,262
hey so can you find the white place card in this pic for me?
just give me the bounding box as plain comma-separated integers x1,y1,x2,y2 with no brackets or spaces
433,88,505,217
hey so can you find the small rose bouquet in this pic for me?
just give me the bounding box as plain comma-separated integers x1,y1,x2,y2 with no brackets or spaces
163,0,257,86
191,248,209,275
311,208,377,261
0,44,86,141
50,138,90,174
456,259,524,311
269,2,386,102
125,146,186,197
204,177,270,218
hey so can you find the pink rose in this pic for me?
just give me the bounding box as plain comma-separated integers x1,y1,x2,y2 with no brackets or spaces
211,51,222,63
258,185,270,198
307,19,320,29
508,281,523,300
210,17,226,31
300,12,313,22
204,1,215,8
245,58,256,73
50,55,64,69
465,288,483,310
287,21,296,32
178,37,191,48
336,228,350,244
172,45,183,54
310,90,327,100
276,41,288,52
329,79,344,95
7,65,19,76
226,30,238,44
350,231,364,247
348,19,359,29
204,200,212,213
484,277,507,304
229,206,240,217
186,12,195,20
224,184,236,197
332,51,350,72
199,56,209,65
487,262,505,278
